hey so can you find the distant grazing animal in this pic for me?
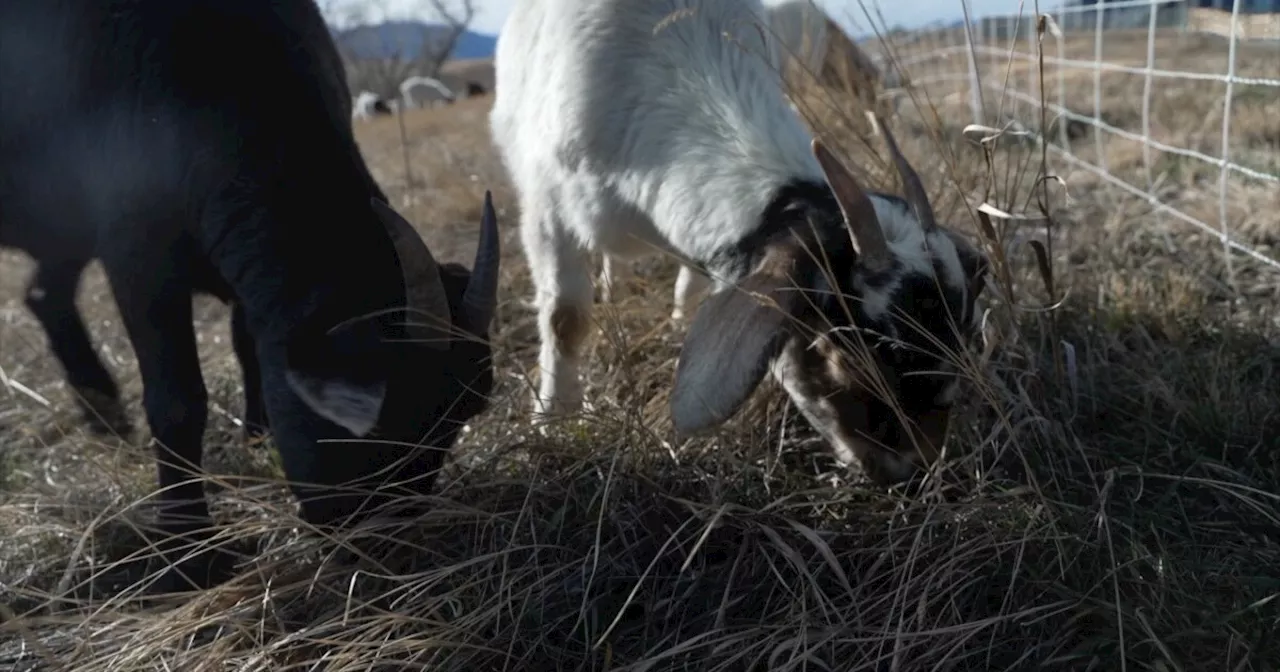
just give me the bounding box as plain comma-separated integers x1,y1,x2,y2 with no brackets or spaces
399,75,457,109
491,0,988,484
0,0,503,592
352,90,389,121
766,0,906,115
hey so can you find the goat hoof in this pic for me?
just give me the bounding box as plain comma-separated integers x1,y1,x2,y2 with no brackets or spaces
530,401,580,426
241,426,271,447
139,515,242,594
76,390,133,438
85,411,133,438
147,547,239,594
145,538,240,594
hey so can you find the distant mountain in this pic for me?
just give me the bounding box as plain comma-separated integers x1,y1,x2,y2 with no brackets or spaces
1067,0,1277,9
333,20,497,61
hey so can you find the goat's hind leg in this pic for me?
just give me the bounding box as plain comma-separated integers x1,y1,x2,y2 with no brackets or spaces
521,208,593,422
25,259,132,437
230,302,269,443
598,254,631,303
671,263,710,322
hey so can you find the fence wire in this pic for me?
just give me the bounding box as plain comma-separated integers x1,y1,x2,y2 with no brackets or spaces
877,0,1280,284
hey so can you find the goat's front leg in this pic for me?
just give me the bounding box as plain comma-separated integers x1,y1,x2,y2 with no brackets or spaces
521,213,593,421
106,264,235,593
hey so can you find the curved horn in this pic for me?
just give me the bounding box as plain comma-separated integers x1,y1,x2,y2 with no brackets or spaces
462,190,501,334
370,197,452,351
872,114,938,232
811,138,891,270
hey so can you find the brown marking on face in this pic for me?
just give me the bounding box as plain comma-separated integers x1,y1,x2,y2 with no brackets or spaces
782,313,960,485
754,237,810,280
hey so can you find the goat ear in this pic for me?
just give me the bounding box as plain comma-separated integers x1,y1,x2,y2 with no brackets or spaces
284,320,387,437
671,255,808,436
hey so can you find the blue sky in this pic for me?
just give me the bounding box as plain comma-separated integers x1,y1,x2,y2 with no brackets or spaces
325,0,1045,36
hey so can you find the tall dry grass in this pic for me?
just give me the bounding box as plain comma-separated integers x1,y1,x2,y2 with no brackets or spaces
0,16,1277,672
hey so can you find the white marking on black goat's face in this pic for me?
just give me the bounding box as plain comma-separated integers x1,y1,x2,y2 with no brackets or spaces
282,194,502,500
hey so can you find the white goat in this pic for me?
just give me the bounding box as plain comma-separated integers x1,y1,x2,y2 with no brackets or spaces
490,0,989,483
351,90,381,122
599,1,905,314
399,75,457,109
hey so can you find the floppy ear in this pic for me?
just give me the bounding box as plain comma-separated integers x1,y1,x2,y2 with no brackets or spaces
670,249,810,436
284,318,388,437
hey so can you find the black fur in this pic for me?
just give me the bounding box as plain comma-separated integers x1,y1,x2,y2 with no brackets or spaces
0,0,499,591
706,179,903,292
676,178,983,453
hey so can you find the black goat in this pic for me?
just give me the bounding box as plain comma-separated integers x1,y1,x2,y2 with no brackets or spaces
0,0,502,592
0,246,268,440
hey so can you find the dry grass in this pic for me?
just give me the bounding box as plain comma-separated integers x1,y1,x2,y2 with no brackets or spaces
1,27,1278,672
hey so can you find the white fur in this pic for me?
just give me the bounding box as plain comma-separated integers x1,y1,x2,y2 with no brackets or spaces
859,196,968,322
593,1,900,315
399,76,457,109
352,90,380,122
490,0,963,422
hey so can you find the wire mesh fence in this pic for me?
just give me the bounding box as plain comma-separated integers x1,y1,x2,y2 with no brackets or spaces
862,0,1279,286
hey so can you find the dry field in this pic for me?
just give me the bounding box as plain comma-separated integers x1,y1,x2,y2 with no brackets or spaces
1,28,1278,672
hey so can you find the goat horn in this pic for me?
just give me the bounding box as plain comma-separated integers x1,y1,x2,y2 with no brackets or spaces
871,114,938,233
463,190,501,334
810,138,891,270
370,197,452,350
